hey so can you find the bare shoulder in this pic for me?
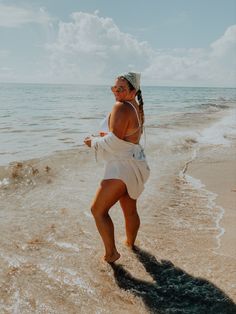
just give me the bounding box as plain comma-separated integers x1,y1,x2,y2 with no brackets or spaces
112,101,130,115
115,101,123,107
114,101,135,113
109,102,130,138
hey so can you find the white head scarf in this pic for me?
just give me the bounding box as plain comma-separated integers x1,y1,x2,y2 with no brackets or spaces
121,72,141,91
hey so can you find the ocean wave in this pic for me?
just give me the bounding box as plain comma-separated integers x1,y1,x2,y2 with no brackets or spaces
185,102,233,114
198,103,230,110
58,138,75,144
168,136,198,153
197,109,236,146
80,116,102,120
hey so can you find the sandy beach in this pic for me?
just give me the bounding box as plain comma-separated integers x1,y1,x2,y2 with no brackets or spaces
0,89,236,313
183,143,236,304
0,0,235,310
187,148,236,259
0,136,236,313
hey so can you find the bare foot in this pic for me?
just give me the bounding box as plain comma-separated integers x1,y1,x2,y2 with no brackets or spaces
103,251,121,263
123,239,134,249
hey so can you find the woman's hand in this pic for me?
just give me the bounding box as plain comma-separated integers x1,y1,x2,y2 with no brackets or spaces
99,132,107,137
84,136,92,147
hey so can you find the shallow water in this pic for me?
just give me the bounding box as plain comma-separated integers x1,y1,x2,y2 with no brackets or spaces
0,83,236,165
0,84,236,313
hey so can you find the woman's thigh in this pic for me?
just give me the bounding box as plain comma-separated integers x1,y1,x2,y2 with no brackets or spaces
91,179,127,215
119,192,137,217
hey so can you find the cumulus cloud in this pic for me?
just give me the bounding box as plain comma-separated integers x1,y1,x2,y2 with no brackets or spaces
210,25,236,57
143,25,236,87
46,12,236,87
46,11,153,84
0,8,235,87
0,4,52,27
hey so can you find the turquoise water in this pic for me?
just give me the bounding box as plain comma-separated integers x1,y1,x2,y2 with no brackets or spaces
0,83,236,165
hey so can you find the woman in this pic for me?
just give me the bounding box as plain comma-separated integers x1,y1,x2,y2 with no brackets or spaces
84,72,150,263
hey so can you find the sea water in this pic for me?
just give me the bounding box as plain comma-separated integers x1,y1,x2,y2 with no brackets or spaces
0,83,235,166
0,83,236,313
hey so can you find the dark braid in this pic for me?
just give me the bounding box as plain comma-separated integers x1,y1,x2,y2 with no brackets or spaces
118,76,145,130
136,89,144,128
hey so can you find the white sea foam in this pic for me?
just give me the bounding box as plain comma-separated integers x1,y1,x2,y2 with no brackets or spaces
0,177,10,187
197,109,236,146
184,174,225,251
39,263,94,294
0,250,25,267
1,83,235,166
0,84,235,312
12,289,20,314
53,241,80,252
184,174,205,189
46,234,81,253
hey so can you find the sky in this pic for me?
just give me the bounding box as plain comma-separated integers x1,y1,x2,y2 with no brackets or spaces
0,0,235,87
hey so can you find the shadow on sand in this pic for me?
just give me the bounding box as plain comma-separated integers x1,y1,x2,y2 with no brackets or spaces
111,246,236,314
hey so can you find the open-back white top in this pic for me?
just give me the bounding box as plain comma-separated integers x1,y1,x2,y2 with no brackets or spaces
100,101,142,138
91,102,149,199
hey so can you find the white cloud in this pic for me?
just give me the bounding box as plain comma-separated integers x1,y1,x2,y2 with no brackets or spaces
46,12,235,87
143,25,236,87
46,11,153,84
210,25,236,57
0,8,235,87
0,4,52,27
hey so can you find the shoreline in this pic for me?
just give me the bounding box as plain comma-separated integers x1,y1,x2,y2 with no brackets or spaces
1,100,236,311
1,137,236,310
186,148,236,259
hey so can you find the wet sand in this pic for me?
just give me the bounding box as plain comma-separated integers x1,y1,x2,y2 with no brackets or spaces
188,153,236,259
0,135,236,312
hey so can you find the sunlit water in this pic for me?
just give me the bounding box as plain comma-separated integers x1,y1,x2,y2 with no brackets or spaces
0,83,236,313
0,83,235,165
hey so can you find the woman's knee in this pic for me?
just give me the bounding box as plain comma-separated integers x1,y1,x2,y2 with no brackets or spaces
91,202,108,218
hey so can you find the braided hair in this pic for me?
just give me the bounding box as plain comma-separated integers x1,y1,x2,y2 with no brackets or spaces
119,76,145,131
136,89,144,127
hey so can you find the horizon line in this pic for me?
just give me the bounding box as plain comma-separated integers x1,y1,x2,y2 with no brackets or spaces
0,81,235,89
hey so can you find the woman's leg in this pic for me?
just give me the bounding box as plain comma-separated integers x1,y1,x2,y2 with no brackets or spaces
119,193,140,248
91,179,127,262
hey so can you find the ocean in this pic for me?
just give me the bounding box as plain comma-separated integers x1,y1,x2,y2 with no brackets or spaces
0,83,236,313
0,83,235,165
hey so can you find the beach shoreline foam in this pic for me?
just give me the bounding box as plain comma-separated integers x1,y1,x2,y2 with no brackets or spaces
0,85,236,312
187,149,236,259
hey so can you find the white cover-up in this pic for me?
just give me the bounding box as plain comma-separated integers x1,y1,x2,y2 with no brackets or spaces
91,132,150,199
